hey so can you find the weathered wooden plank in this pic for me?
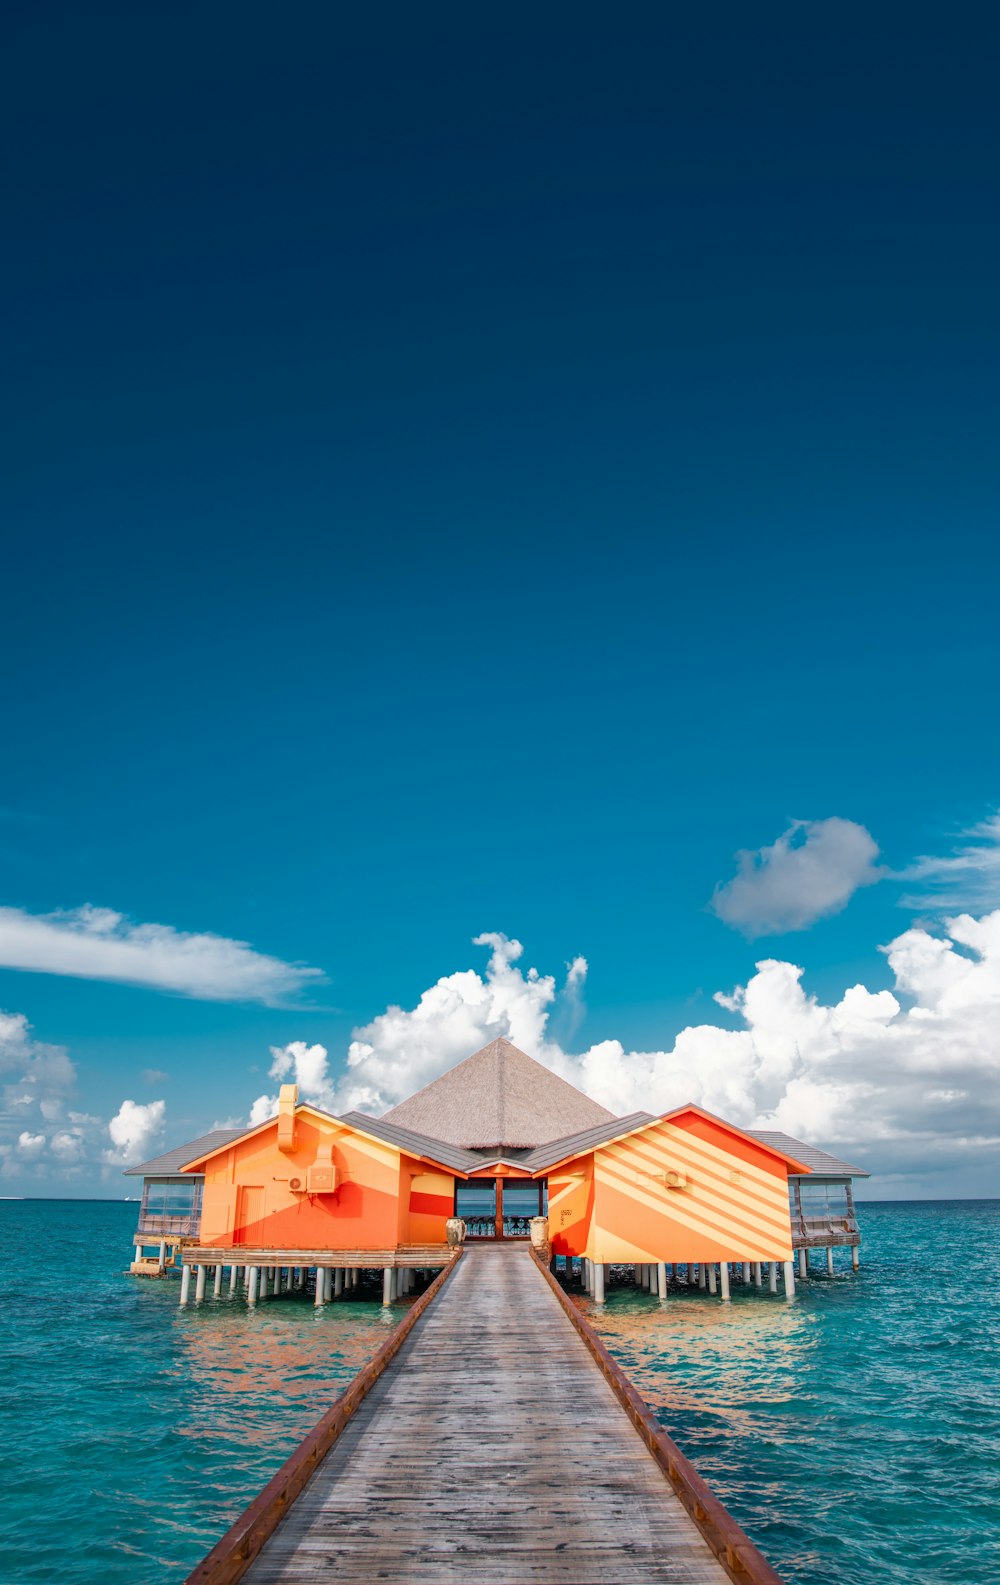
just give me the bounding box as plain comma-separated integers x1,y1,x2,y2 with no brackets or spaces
181,1245,455,1267
232,1245,739,1585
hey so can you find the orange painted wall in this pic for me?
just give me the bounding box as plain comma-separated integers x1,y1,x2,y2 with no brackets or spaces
549,1113,799,1264
193,1111,405,1249
404,1165,454,1244
547,1157,595,1257
190,1110,461,1250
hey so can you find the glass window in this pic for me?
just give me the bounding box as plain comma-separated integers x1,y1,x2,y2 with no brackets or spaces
142,1178,200,1217
800,1180,849,1217
455,1181,496,1218
502,1182,540,1216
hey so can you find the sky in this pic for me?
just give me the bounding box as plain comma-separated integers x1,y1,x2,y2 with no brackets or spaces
2,6,999,1199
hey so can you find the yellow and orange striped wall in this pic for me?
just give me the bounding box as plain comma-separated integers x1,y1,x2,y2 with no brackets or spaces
546,1107,809,1266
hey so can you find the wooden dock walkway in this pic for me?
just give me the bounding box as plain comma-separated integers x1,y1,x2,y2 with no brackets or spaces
238,1244,737,1585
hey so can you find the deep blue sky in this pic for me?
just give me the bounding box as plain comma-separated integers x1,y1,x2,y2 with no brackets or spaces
2,7,999,1190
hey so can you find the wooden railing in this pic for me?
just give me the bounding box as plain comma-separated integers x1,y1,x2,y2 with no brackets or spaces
136,1213,201,1238
184,1253,462,1585
532,1250,786,1585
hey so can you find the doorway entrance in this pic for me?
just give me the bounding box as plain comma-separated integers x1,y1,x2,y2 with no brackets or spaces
455,1178,547,1239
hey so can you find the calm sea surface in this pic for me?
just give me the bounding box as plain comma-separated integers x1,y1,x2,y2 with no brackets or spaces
1,1199,998,1584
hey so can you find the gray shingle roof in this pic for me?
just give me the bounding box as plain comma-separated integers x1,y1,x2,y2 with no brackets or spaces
122,1128,245,1176
746,1130,870,1178
381,1037,614,1149
338,1112,481,1174
521,1113,658,1173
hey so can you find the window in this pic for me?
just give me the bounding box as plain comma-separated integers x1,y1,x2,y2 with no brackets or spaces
138,1177,203,1232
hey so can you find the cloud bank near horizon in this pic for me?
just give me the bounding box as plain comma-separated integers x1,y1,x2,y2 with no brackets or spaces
0,1008,166,1177
253,925,1000,1193
0,903,324,1005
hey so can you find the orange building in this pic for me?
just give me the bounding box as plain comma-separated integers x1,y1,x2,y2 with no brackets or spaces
125,1037,868,1303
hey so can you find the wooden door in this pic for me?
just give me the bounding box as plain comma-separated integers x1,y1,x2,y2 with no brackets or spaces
234,1185,266,1244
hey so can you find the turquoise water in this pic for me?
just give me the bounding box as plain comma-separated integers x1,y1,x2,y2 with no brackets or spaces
0,1201,409,1583
583,1202,1000,1585
1,1200,998,1584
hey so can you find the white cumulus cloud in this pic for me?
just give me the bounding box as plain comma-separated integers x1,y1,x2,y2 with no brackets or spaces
0,903,324,1005
103,1099,166,1166
247,1040,336,1125
711,817,884,935
286,924,1000,1196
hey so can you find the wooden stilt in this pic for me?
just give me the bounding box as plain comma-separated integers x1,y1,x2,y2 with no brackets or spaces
783,1260,796,1299
179,1264,191,1305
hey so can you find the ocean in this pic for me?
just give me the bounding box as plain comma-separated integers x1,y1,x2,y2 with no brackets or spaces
0,1199,997,1584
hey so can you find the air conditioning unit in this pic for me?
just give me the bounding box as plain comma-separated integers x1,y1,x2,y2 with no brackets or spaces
306,1163,338,1195
289,1176,306,1193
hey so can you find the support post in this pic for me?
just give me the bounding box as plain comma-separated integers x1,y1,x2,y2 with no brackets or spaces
334,1267,344,1298
753,1262,762,1287
213,1264,223,1298
698,1263,707,1289
852,1245,860,1271
742,1261,751,1283
247,1266,259,1304
768,1261,778,1294
826,1247,835,1276
656,1262,667,1301
783,1260,796,1299
382,1267,393,1306
179,1264,191,1305
719,1262,731,1302
314,1267,324,1306
195,1264,206,1302
158,1239,167,1273
798,1248,808,1280
230,1263,238,1293
708,1263,717,1295
593,1263,606,1303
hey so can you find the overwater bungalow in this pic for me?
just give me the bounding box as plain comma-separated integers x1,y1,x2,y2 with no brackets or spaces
125,1037,868,1301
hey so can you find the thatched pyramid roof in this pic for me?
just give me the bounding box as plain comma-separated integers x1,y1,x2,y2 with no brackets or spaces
381,1036,614,1150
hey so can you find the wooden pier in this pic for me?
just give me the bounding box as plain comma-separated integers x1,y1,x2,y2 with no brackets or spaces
188,1244,783,1585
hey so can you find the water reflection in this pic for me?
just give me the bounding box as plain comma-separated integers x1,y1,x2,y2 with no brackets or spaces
172,1290,402,1447
576,1285,818,1442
